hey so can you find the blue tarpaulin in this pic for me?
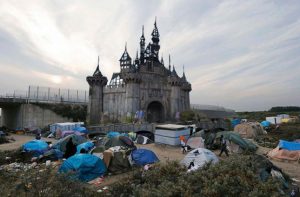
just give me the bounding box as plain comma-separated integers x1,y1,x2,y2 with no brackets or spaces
131,149,159,166
107,131,120,139
278,140,300,151
76,141,94,154
261,121,271,127
73,126,88,134
231,118,241,128
23,140,49,156
59,154,107,182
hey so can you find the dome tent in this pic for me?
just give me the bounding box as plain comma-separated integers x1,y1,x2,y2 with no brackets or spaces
180,148,219,171
136,135,152,144
131,149,159,166
59,154,107,182
52,134,87,152
234,122,266,139
105,136,135,150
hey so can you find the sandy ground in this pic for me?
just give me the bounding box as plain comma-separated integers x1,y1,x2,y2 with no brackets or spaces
0,134,56,151
0,135,299,188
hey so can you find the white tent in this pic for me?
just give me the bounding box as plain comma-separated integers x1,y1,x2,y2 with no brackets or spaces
180,148,219,172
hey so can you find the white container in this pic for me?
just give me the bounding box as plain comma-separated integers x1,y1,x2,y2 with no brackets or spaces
155,124,190,146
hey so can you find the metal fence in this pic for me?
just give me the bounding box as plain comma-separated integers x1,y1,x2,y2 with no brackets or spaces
0,86,88,104
88,123,156,133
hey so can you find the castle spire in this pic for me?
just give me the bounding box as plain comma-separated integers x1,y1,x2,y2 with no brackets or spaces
151,17,160,43
182,65,187,81
168,54,171,71
93,56,102,76
161,54,164,65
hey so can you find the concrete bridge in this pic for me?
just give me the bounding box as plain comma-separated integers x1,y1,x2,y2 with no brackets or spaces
0,86,87,129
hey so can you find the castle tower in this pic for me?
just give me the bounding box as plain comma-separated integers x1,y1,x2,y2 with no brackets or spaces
168,65,182,119
86,56,108,125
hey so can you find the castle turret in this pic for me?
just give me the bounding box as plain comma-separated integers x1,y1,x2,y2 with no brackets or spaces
120,43,132,72
86,56,108,125
181,65,192,111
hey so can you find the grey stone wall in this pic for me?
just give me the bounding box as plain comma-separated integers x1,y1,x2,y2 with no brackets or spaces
1,104,71,129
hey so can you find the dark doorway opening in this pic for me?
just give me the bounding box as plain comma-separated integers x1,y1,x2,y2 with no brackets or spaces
147,101,164,123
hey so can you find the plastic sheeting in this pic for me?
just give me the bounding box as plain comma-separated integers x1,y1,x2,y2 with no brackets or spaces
23,140,49,156
73,127,88,134
186,137,205,149
278,140,300,151
131,149,159,166
59,154,107,182
76,141,95,154
261,121,271,128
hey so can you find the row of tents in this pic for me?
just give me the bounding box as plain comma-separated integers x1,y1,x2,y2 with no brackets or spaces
22,131,160,182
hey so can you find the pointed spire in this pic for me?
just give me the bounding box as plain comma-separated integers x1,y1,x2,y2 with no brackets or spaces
151,17,160,40
171,65,178,77
168,54,171,71
161,54,164,65
182,65,187,81
93,56,102,76
140,25,145,42
136,50,139,59
120,42,131,61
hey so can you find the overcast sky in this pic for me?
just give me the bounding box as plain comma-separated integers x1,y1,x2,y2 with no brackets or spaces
0,0,300,111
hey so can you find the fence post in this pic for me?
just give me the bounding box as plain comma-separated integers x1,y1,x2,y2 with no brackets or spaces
77,90,79,102
48,87,50,102
37,86,39,102
68,89,69,102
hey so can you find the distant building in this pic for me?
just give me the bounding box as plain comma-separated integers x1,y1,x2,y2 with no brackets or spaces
87,20,192,125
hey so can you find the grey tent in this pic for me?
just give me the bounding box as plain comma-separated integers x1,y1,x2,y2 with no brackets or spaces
136,135,152,144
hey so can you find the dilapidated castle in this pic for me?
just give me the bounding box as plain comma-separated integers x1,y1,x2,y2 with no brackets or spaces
87,20,191,125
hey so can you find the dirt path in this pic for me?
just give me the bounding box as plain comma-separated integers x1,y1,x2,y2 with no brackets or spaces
0,134,56,151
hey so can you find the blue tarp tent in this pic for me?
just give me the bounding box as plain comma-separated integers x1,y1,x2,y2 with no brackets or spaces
23,140,49,156
76,141,95,154
278,140,300,151
131,149,159,166
59,154,107,182
73,126,88,134
107,131,121,139
261,121,271,128
231,118,241,128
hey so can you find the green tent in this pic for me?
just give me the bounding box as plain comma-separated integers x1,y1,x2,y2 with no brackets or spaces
216,131,257,152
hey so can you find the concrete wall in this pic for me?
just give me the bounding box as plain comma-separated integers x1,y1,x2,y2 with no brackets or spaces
103,86,126,121
1,104,71,129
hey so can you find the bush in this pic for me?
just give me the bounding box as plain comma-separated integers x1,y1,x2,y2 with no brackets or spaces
0,167,95,196
106,155,289,197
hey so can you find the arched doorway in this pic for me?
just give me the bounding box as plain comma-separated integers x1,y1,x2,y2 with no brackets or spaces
147,101,164,123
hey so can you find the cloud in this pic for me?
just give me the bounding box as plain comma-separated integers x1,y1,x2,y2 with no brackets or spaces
0,0,300,111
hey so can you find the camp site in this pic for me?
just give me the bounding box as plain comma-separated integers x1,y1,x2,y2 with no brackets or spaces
0,111,300,196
